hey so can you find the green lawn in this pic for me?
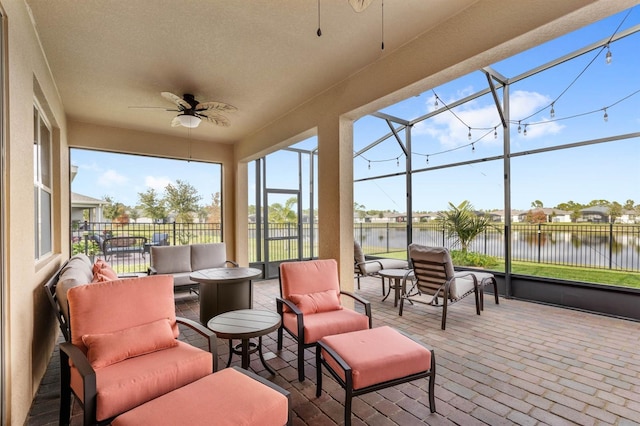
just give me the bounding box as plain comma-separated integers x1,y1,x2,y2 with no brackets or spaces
371,250,640,289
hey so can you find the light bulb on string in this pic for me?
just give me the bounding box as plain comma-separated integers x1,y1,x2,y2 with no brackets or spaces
426,155,429,164
368,161,371,170
517,121,522,133
434,97,439,110
523,125,528,136
396,157,399,167
471,143,475,152
603,108,608,122
550,103,555,118
467,127,471,140
605,45,612,64
493,127,498,139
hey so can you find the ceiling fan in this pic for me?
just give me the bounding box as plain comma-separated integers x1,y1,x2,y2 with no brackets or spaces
348,0,374,12
159,92,237,128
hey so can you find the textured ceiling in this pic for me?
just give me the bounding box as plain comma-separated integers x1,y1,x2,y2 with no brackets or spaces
26,0,479,144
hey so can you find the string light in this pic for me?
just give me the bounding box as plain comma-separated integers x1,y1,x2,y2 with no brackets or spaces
368,161,371,170
523,125,528,136
517,121,522,133
396,157,399,167
434,96,439,110
426,155,429,164
603,108,608,122
467,127,471,140
550,103,555,118
493,127,497,139
471,143,475,152
605,45,612,64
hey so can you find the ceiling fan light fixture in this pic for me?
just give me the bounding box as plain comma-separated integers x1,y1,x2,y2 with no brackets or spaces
177,114,201,128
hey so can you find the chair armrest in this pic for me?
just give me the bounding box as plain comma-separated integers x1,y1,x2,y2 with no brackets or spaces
176,316,219,372
148,266,158,275
452,271,479,285
60,341,95,378
225,260,239,267
339,291,372,328
60,341,97,423
275,296,303,316
355,260,384,275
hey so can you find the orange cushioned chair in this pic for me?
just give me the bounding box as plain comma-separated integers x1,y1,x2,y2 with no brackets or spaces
276,259,372,382
59,275,217,426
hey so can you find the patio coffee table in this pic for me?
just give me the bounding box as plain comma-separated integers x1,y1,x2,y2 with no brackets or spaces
207,309,281,375
190,267,262,323
378,268,414,307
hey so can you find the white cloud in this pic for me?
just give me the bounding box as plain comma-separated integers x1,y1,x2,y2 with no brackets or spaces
97,169,128,187
145,176,173,191
413,89,565,150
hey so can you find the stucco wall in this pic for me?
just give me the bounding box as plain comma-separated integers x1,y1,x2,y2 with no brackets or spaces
3,1,69,423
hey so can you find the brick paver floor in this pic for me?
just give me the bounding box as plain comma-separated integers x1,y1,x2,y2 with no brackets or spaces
28,276,640,425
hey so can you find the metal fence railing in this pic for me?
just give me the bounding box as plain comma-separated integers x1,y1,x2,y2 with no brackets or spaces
73,221,640,274
356,222,640,272
71,221,222,274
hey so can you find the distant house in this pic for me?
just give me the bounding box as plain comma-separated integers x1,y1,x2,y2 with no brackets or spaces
71,192,106,226
618,209,639,224
518,208,572,223
579,206,610,223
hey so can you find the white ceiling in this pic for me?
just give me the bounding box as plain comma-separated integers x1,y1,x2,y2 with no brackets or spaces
25,1,625,145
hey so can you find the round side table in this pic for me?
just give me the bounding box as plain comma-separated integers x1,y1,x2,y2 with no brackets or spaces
207,309,281,375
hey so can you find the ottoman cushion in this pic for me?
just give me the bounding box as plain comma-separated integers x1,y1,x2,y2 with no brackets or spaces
320,326,432,390
112,368,289,426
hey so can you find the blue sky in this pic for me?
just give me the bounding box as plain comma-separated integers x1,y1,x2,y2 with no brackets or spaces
72,7,640,214
71,149,221,208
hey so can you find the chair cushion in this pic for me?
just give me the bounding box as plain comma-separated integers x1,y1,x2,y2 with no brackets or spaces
173,271,197,287
190,243,227,271
320,326,432,390
71,341,213,422
280,259,340,297
82,318,178,369
111,368,289,426
409,244,467,298
354,241,366,264
67,275,179,353
451,273,478,300
359,258,408,275
288,289,342,314
92,259,119,282
283,309,370,344
151,245,192,274
55,256,95,326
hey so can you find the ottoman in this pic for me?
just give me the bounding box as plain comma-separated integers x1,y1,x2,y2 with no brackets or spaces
112,367,290,426
316,326,436,426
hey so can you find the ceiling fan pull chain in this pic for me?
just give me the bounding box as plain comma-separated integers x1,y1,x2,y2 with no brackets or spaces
381,0,384,50
317,0,322,37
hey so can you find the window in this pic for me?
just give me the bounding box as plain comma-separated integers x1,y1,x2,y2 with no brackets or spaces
34,104,52,259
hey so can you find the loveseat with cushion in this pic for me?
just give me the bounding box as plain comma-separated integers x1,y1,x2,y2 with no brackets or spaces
149,243,238,291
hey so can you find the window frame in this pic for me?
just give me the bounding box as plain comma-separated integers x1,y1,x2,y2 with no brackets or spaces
33,101,53,260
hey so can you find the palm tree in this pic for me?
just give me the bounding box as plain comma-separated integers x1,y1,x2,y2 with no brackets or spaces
437,200,497,252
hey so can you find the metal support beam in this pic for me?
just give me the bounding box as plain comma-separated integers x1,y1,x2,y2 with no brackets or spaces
484,68,508,129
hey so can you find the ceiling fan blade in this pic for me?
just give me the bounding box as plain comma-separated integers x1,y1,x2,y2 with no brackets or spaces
195,102,237,113
348,0,374,12
199,112,231,127
170,116,182,127
161,92,191,110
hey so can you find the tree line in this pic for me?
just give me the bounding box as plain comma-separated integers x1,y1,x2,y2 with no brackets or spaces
100,180,221,224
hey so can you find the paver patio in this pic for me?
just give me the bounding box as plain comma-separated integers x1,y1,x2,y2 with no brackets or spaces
28,276,640,425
